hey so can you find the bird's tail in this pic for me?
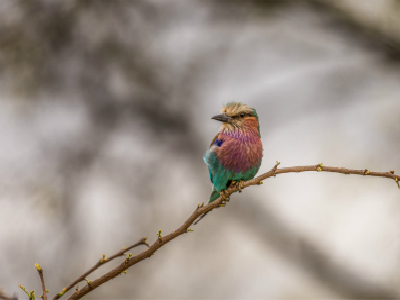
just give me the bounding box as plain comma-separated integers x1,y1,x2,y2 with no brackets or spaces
209,189,220,203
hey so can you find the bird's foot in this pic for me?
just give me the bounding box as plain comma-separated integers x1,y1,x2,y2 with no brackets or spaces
236,180,245,192
220,190,230,205
229,180,244,192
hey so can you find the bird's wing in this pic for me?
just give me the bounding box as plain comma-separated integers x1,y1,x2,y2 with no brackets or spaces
207,133,220,183
209,133,219,149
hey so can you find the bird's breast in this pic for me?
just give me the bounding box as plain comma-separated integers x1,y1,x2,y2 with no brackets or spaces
215,133,263,173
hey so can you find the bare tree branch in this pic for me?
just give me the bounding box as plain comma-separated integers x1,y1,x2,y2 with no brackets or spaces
253,163,399,187
35,264,48,300
65,163,399,300
53,238,149,300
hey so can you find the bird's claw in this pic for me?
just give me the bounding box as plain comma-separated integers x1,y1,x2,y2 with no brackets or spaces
236,180,244,192
230,180,244,192
220,190,230,203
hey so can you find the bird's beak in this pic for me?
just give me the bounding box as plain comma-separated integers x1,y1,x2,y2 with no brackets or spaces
212,113,233,123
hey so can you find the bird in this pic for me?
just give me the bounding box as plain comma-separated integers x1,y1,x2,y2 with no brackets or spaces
204,102,263,203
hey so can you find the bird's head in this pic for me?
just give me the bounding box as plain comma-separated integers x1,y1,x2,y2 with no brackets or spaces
212,102,260,136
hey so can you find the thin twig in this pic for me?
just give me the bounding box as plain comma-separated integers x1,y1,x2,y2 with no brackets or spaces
65,163,399,300
35,264,47,300
53,238,149,300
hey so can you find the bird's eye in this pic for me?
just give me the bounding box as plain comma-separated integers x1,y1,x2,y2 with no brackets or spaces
240,113,245,118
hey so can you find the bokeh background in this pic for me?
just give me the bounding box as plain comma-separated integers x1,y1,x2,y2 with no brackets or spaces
0,1,399,299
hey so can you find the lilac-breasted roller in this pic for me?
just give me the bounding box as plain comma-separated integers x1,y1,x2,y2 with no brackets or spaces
204,102,263,202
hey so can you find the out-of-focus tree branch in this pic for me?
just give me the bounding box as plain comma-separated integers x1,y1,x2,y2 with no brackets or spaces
232,198,399,299
0,291,17,300
304,0,400,62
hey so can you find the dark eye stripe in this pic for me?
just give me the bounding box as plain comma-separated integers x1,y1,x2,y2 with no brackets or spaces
232,112,253,118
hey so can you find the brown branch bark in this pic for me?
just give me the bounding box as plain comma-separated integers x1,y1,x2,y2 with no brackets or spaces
53,238,149,300
65,163,399,300
36,264,47,300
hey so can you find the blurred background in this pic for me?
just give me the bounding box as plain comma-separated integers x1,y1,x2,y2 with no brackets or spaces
0,0,399,299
